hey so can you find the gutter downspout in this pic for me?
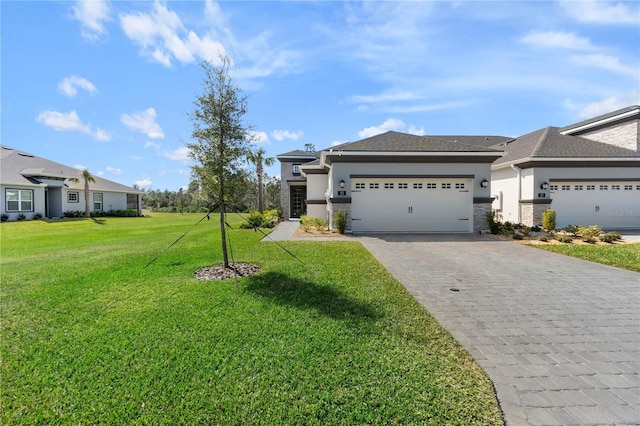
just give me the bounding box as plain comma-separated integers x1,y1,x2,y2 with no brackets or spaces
511,164,521,223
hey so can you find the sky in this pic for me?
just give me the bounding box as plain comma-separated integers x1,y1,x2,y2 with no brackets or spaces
2,1,639,192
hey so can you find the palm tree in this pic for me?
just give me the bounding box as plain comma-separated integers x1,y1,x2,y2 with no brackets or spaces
246,148,274,213
68,169,96,218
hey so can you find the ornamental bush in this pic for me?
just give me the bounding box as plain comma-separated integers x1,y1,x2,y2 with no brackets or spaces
333,210,347,234
542,209,556,231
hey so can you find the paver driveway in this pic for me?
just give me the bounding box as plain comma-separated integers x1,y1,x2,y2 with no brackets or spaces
358,234,639,426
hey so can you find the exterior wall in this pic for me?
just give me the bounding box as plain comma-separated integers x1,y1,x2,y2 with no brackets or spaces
329,201,352,233
279,160,299,220
491,167,520,222
306,174,328,201
306,203,328,220
473,202,492,232
520,202,551,227
0,185,45,220
575,119,639,152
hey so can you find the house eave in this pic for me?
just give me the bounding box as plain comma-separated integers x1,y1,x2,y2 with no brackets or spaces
492,157,640,170
560,107,640,135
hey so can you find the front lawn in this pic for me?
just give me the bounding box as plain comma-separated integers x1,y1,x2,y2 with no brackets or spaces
533,242,640,272
1,214,502,424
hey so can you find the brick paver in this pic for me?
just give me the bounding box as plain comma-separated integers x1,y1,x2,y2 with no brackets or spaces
358,234,640,426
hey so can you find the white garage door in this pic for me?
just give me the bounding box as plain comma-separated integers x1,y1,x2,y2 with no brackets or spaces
550,181,640,229
350,177,473,233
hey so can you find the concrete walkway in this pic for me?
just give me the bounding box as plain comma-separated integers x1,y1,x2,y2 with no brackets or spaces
264,222,640,424
358,234,640,426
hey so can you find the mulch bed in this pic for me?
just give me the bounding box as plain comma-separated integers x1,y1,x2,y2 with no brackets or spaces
194,263,261,281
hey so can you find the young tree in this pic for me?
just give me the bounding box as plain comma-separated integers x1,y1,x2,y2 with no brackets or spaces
246,147,275,213
187,56,252,268
68,168,96,218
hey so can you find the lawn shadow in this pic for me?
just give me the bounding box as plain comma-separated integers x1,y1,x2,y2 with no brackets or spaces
91,218,107,225
244,271,382,324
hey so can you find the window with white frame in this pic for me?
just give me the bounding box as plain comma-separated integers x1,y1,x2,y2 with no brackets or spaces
426,183,436,189
384,182,394,189
5,189,33,212
550,185,558,191
292,164,300,175
93,193,103,211
441,183,451,189
455,183,465,189
587,185,595,191
574,185,583,191
600,185,608,190
68,191,79,203
624,185,633,190
398,183,408,189
561,185,570,190
355,183,365,189
413,183,422,189
612,185,620,190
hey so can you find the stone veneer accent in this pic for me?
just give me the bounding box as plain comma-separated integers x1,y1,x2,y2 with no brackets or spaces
520,201,552,227
329,202,352,232
473,203,492,233
577,120,639,152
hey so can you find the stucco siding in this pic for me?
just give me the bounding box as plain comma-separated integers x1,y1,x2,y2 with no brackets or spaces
1,185,45,220
491,168,520,223
306,174,328,200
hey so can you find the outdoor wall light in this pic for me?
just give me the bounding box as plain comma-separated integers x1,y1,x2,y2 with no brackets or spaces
339,179,345,189
480,178,489,188
540,181,549,190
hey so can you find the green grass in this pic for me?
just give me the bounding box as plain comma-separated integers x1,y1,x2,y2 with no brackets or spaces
534,242,640,272
1,214,502,425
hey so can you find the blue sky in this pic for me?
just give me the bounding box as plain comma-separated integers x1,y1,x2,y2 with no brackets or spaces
2,1,638,191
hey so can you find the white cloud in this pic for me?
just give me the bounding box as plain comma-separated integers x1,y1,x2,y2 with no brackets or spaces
106,166,121,175
163,146,190,162
407,125,425,136
331,140,347,147
72,0,112,41
561,0,639,24
135,177,153,188
271,129,303,141
248,130,269,144
520,31,593,50
358,118,406,139
570,54,639,77
119,1,226,67
569,91,640,119
58,75,98,97
95,171,105,177
145,141,161,149
121,108,164,139
36,110,111,141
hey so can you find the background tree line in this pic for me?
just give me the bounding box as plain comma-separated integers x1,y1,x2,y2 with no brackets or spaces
141,174,281,214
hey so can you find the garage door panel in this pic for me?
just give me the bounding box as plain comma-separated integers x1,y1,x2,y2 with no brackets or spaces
350,178,472,233
551,182,640,229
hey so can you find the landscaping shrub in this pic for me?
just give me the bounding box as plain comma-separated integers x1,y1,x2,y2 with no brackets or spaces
108,209,138,217
601,232,622,243
311,216,328,231
556,234,573,243
240,210,279,229
16,214,26,221
582,237,597,244
300,215,311,232
576,225,602,239
32,213,43,220
542,209,556,231
531,225,542,232
1,214,9,222
333,210,347,234
512,233,524,240
563,224,579,235
485,211,501,234
537,235,548,242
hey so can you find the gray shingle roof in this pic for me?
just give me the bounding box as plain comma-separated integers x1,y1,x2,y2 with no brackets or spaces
276,150,319,158
560,105,640,133
330,131,503,153
492,127,640,165
1,145,142,193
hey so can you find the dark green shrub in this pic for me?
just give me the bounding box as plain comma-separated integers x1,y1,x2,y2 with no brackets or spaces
531,225,542,232
542,209,556,231
108,209,137,217
537,236,548,242
485,211,501,234
501,221,515,234
582,237,597,244
333,210,347,234
1,214,9,222
601,232,622,243
512,233,524,240
17,214,26,221
32,213,43,220
563,224,579,235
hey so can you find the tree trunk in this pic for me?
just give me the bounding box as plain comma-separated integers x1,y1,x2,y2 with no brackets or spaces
220,203,229,268
257,162,264,213
84,180,90,218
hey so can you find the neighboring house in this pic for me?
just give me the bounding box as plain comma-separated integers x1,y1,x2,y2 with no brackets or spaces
278,105,640,233
279,132,505,233
491,106,640,229
1,145,143,220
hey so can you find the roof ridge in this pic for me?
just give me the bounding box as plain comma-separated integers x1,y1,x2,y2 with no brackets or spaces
530,126,553,157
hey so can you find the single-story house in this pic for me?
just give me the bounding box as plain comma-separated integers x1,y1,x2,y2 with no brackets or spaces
278,133,506,233
1,145,143,220
278,105,640,233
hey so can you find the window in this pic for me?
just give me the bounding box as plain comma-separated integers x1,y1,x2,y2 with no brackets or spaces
6,189,33,212
384,182,394,189
369,183,379,189
68,191,79,203
413,183,422,189
455,183,465,189
441,183,451,189
398,183,408,189
612,185,620,190
549,185,558,191
355,183,365,189
574,185,583,191
587,185,595,191
561,185,570,190
637,185,640,190
600,185,608,190
93,193,103,211
624,185,633,190
426,183,437,189
292,164,300,175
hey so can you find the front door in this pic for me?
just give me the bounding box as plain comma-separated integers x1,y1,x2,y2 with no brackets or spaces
290,187,306,218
